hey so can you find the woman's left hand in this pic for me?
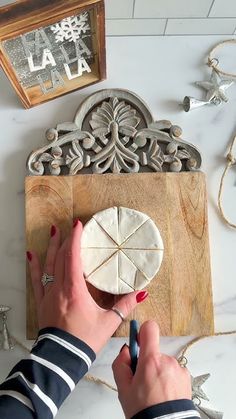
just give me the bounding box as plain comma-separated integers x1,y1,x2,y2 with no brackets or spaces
27,219,148,353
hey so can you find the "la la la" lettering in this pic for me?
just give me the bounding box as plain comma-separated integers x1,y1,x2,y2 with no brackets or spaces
28,49,56,72
64,58,91,80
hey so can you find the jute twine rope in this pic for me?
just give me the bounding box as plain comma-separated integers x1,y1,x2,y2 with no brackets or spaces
177,330,236,365
218,134,236,229
85,374,117,392
208,39,236,78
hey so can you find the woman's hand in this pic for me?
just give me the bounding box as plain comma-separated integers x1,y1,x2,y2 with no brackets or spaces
112,321,192,418
27,220,148,354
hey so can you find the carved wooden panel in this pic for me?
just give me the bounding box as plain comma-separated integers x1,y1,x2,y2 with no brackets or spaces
26,89,202,174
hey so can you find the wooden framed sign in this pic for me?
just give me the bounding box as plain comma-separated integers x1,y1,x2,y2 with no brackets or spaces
0,0,106,108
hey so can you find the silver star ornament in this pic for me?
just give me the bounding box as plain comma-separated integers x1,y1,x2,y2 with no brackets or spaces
191,373,224,418
191,373,210,401
196,69,234,105
0,305,14,350
196,405,223,419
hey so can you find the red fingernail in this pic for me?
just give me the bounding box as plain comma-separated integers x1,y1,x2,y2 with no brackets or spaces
26,251,32,262
50,225,56,237
119,343,128,353
136,291,148,303
73,219,79,228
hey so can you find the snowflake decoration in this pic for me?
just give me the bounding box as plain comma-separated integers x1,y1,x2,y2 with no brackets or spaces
51,13,90,43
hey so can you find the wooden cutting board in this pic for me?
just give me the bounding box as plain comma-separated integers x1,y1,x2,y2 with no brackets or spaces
25,172,214,339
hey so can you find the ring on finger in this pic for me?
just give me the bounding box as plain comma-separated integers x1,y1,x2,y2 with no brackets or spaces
41,273,55,287
111,307,125,322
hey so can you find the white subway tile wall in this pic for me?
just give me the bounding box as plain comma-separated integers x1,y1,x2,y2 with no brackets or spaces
106,19,166,36
0,0,236,36
105,0,236,36
209,0,236,18
105,0,134,19
165,18,236,35
134,0,213,18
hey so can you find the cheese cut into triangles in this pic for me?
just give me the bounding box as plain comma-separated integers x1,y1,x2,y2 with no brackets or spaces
82,207,164,294
118,207,149,245
134,270,150,291
87,252,119,294
118,251,149,293
123,219,164,250
93,207,119,244
119,279,136,294
123,249,164,280
81,248,117,277
81,218,117,249
118,251,137,290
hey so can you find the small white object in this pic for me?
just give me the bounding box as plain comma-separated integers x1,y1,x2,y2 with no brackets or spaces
93,206,119,243
81,218,117,248
64,58,91,80
118,207,149,244
51,14,90,43
81,207,164,294
88,252,119,294
27,49,56,72
124,219,164,249
81,248,116,277
123,249,163,281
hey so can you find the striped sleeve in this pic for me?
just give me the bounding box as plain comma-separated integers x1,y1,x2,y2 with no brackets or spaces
0,327,96,419
131,399,200,419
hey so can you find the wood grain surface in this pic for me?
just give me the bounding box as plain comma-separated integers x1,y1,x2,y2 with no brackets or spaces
25,172,214,339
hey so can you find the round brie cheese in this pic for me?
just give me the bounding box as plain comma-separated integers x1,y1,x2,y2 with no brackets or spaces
81,207,164,294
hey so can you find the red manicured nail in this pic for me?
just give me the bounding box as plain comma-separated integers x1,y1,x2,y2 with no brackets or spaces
73,219,79,228
119,343,128,353
136,291,148,303
26,251,32,262
50,225,56,237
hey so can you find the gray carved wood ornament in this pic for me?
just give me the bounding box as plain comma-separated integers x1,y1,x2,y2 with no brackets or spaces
27,89,202,175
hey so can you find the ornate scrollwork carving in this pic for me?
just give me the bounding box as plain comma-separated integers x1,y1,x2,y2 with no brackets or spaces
27,89,202,175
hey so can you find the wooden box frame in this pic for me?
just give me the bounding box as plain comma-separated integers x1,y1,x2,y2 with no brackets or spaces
0,0,106,108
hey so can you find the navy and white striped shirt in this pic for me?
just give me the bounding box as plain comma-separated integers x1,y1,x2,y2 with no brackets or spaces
0,328,200,419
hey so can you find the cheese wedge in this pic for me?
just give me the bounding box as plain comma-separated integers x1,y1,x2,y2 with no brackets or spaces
118,251,137,290
88,252,119,294
81,218,117,248
122,249,163,281
118,251,149,293
93,206,119,244
81,248,117,277
124,219,164,250
118,207,149,245
134,270,150,290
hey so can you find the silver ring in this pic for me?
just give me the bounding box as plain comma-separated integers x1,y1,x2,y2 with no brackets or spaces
41,273,54,287
111,307,125,321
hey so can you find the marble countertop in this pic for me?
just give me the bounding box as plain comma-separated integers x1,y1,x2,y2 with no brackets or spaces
0,35,235,418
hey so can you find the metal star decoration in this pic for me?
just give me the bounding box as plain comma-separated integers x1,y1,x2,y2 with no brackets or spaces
196,69,234,105
0,305,14,350
191,373,210,401
196,405,223,419
191,373,224,418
